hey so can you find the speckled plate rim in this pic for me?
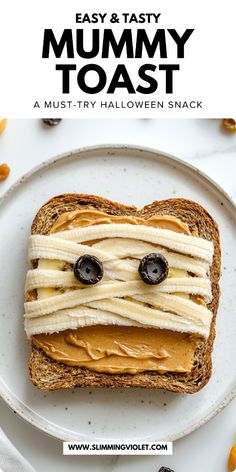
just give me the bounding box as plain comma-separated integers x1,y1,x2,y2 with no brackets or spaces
0,143,235,443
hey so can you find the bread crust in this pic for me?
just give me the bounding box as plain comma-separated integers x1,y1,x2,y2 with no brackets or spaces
28,194,221,393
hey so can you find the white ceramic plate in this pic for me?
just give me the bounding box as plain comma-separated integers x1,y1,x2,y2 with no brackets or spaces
0,145,235,442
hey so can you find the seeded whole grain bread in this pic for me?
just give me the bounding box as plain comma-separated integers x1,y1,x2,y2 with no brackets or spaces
28,194,221,393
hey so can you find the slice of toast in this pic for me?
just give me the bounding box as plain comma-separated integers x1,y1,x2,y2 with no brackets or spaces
28,194,220,393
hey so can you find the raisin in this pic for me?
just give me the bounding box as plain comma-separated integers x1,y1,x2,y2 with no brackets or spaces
222,119,236,132
0,119,7,134
0,163,10,181
42,119,62,126
158,468,175,472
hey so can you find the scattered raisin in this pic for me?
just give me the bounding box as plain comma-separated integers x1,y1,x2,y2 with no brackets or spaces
222,119,236,133
42,119,62,127
0,163,10,181
228,444,236,471
0,119,7,134
159,468,175,472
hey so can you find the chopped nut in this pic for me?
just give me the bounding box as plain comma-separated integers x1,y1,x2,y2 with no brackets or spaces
0,119,7,134
228,444,236,471
0,163,10,181
222,119,236,133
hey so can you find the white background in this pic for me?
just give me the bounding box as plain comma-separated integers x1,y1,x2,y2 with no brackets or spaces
0,0,235,117
0,118,235,471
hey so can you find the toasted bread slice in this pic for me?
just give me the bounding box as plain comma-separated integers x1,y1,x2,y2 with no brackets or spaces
28,194,220,393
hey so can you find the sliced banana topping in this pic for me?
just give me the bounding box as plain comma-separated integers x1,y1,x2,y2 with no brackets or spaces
28,235,114,264
25,218,214,338
24,307,142,337
29,236,209,277
24,278,212,319
53,224,214,263
24,297,210,338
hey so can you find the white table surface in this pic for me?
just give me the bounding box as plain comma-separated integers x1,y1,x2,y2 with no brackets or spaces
0,119,235,472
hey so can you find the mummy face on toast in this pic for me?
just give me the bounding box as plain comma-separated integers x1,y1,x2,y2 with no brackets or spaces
24,205,215,376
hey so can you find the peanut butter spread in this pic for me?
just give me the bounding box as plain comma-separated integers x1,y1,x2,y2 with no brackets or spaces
32,208,203,374
32,326,202,374
51,208,191,235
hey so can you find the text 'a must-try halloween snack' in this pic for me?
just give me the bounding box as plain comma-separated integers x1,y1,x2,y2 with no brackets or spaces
24,195,220,392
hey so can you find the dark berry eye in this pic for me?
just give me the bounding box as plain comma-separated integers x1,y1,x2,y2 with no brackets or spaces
73,255,103,285
138,253,169,285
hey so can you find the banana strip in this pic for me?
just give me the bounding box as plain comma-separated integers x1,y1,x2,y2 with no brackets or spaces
25,260,141,292
25,253,206,292
53,224,214,262
103,259,140,281
25,269,81,292
87,298,210,336
29,236,209,277
25,307,141,337
25,298,209,338
25,270,212,323
96,239,209,277
28,235,113,264
134,293,211,325
24,278,212,318
93,239,168,258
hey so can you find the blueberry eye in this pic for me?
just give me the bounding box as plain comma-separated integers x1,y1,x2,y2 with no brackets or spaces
138,253,169,285
74,255,104,285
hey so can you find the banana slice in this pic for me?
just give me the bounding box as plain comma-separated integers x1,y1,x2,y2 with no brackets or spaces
53,224,214,262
